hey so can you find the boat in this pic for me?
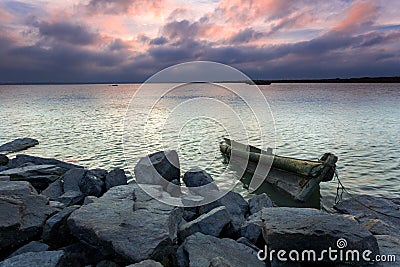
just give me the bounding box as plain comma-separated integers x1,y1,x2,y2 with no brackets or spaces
219,138,338,202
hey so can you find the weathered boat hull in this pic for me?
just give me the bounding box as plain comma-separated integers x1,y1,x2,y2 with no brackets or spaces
220,138,338,202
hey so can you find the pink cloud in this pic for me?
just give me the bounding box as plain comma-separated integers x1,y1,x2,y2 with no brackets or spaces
334,0,378,32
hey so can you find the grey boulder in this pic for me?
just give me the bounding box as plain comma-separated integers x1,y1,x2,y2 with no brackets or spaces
248,193,273,215
126,259,164,267
179,206,231,240
105,167,127,190
134,150,180,185
57,190,84,206
177,233,264,267
6,154,82,173
0,138,39,153
0,154,8,166
41,178,64,200
260,207,379,265
67,183,182,263
7,241,49,258
0,250,65,267
183,169,217,189
375,235,400,267
0,180,56,251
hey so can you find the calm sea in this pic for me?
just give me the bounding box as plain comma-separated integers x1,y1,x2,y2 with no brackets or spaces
1,83,399,208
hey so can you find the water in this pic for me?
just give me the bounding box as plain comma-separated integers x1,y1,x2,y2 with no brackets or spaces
1,83,399,208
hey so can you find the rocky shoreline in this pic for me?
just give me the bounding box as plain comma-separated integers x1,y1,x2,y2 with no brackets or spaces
0,138,399,266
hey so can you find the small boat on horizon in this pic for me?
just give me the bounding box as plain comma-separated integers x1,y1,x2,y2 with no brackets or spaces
220,138,338,202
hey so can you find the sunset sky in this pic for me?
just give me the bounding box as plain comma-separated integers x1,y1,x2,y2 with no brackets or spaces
0,0,399,83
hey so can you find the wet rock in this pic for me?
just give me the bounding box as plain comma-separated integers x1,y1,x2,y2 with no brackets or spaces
57,190,84,206
79,171,104,197
0,154,8,166
334,195,400,234
239,211,264,244
0,164,62,190
236,237,260,252
6,154,82,173
248,193,273,215
105,168,127,190
0,138,39,153
62,168,85,192
177,233,264,267
0,251,65,267
183,169,217,189
260,207,379,265
96,260,120,267
60,242,106,267
42,205,80,248
199,191,248,234
361,219,400,238
0,180,56,252
134,150,180,185
41,178,63,200
126,259,164,267
49,200,65,209
68,184,183,263
375,235,400,267
89,168,108,181
7,241,49,258
83,195,97,205
0,176,10,181
179,206,231,240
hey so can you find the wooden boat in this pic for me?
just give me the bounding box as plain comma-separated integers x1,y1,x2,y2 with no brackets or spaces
220,138,338,202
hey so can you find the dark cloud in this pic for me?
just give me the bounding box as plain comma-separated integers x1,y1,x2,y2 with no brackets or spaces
229,28,265,44
109,38,131,51
36,21,98,45
149,36,168,45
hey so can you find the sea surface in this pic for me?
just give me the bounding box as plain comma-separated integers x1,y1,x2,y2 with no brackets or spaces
1,83,399,208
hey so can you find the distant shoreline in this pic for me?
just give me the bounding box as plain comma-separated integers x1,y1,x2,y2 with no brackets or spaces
1,76,399,85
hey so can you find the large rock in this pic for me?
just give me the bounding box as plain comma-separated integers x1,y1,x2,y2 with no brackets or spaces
375,235,400,267
79,171,104,197
68,183,183,263
62,168,85,192
0,154,8,166
7,241,49,258
179,206,231,240
258,207,379,265
0,180,57,252
6,154,82,173
177,233,264,267
57,190,84,206
248,193,273,215
134,150,180,185
183,169,217,189
0,138,39,153
60,242,106,267
127,260,164,267
0,164,62,190
41,178,64,200
0,250,65,267
334,195,400,234
105,168,127,190
42,205,80,248
199,191,248,234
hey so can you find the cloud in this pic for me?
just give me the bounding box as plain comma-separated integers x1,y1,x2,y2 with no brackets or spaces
334,0,378,32
229,28,265,44
85,0,162,14
149,36,168,45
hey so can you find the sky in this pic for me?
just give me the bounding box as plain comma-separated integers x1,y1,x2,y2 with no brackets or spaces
0,0,399,83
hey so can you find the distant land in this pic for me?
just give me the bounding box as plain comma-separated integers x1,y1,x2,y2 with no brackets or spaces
0,76,399,85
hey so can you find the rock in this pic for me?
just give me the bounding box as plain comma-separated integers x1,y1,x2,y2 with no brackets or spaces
0,251,65,267
0,180,57,252
49,201,65,209
334,195,400,234
183,210,197,222
183,169,217,189
236,237,260,252
126,259,164,267
89,168,108,181
375,235,400,267
166,179,181,197
248,193,273,215
97,260,120,267
7,154,82,173
0,176,10,181
67,184,183,263
42,205,80,248
105,168,127,190
177,233,264,267
7,241,49,258
0,138,39,153
79,171,104,197
239,211,264,244
179,206,231,240
0,154,8,166
62,168,85,192
60,242,106,267
41,178,64,200
199,191,248,234
57,190,84,206
0,164,62,190
260,207,379,265
361,219,400,238
83,195,97,205
134,150,180,185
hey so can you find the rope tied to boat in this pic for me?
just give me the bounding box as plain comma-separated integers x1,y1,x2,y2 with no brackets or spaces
333,167,400,219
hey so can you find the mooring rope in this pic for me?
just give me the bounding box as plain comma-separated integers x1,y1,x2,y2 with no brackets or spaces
333,168,400,219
